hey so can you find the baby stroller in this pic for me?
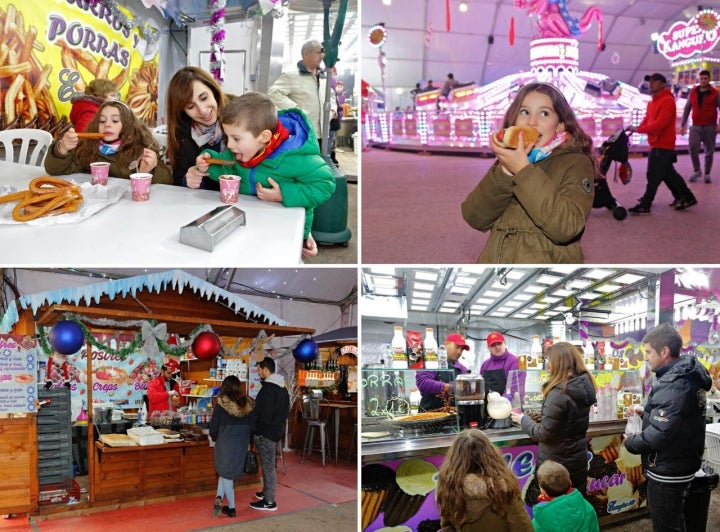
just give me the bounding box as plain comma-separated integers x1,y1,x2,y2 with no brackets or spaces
594,128,632,220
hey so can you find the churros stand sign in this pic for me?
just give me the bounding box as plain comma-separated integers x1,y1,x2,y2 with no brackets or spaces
0,1,159,127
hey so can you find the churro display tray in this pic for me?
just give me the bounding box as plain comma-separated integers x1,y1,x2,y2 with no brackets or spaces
0,181,126,225
381,411,455,430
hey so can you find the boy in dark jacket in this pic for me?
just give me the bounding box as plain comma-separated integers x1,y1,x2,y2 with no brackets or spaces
624,323,712,531
532,460,598,532
250,357,290,512
195,92,336,258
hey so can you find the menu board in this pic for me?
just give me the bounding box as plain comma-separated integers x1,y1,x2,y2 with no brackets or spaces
0,334,39,414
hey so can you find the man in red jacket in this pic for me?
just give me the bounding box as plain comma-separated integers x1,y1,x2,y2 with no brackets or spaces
627,73,697,214
680,70,720,183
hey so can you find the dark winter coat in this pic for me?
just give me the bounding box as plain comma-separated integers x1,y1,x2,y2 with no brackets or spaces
209,394,254,480
171,118,223,190
624,356,711,482
440,473,533,532
461,147,595,263
252,373,290,442
520,372,597,487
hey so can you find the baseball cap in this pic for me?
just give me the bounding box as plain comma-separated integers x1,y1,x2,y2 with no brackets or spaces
445,333,470,351
486,332,506,347
644,73,667,84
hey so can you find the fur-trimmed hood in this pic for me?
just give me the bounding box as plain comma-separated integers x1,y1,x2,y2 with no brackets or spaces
461,473,494,520
216,395,254,417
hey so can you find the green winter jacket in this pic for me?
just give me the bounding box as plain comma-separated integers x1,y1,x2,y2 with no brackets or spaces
201,108,336,238
532,489,599,532
461,146,595,263
44,141,172,184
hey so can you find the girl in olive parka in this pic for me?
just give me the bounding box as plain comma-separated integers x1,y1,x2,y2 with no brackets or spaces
462,82,595,264
196,93,335,257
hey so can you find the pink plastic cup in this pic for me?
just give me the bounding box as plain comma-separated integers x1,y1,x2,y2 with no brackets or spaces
130,173,152,201
219,175,241,204
90,162,110,185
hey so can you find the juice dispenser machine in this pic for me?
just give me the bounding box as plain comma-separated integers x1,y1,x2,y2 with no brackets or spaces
455,374,485,428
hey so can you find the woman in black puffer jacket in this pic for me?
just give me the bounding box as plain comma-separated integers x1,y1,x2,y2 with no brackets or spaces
511,342,597,505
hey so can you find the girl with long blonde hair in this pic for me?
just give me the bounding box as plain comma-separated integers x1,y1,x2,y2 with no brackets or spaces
436,428,533,531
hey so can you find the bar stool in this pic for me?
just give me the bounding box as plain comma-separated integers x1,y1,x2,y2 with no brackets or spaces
276,435,286,475
346,422,357,467
299,394,332,467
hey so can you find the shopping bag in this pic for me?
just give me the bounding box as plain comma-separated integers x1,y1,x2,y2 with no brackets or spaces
244,449,259,474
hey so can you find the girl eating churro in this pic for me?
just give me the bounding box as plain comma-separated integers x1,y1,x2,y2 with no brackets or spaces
44,100,172,184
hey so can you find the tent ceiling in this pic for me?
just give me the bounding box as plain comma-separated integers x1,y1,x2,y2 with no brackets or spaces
6,268,358,308
362,0,705,96
362,266,668,326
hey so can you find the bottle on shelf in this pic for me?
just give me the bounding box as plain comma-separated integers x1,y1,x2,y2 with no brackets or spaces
380,342,392,368
529,335,543,369
583,340,595,370
423,328,439,369
390,325,408,369
437,343,448,369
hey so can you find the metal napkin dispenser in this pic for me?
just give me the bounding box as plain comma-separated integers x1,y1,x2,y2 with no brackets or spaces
179,205,246,251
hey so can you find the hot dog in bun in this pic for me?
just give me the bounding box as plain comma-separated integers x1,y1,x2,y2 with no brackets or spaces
492,126,539,149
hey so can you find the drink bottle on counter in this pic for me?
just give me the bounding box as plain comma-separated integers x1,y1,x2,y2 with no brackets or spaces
423,328,439,369
380,342,392,368
529,335,543,369
437,344,448,369
391,326,408,369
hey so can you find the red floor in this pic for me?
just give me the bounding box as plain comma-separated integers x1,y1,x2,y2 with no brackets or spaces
1,451,358,531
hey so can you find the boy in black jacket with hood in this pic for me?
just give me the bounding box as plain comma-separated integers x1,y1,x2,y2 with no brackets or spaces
250,357,290,512
624,323,711,531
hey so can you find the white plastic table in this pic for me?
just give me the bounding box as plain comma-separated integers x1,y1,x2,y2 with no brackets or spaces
0,161,304,266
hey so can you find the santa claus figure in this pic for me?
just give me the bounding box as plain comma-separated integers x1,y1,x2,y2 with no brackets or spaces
45,352,71,389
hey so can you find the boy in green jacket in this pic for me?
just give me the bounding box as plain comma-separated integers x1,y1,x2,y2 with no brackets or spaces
532,460,599,532
195,92,335,258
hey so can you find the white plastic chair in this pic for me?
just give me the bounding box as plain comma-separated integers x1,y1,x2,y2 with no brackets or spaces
705,430,720,473
0,129,53,166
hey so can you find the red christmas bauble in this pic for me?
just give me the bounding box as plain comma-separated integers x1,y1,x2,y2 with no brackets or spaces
192,332,222,360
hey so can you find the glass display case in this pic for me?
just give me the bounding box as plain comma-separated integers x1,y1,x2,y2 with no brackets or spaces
361,367,459,442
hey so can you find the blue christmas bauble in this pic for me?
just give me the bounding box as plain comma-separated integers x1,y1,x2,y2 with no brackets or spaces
50,320,84,355
292,338,319,363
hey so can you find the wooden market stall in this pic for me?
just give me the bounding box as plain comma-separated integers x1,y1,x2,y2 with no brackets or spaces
0,270,314,516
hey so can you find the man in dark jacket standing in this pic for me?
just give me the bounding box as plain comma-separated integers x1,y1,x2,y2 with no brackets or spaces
624,323,711,531
250,357,289,512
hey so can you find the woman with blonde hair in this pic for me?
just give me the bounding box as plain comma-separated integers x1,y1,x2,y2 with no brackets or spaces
511,342,597,506
436,428,533,531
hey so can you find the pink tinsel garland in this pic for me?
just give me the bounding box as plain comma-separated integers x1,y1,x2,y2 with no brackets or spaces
209,0,226,83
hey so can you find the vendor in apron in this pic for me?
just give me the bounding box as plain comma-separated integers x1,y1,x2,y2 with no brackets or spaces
480,332,519,396
416,333,469,412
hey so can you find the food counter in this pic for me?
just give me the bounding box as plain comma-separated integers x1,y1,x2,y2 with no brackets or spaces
360,367,648,531
92,438,258,503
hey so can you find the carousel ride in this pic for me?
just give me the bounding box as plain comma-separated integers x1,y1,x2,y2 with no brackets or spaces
364,0,700,154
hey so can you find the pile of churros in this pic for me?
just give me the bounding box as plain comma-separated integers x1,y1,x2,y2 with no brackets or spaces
0,4,57,128
0,176,83,222
57,40,128,94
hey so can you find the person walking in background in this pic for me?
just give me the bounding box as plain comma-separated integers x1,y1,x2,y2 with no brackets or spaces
531,460,599,532
441,73,460,98
627,73,697,214
165,67,231,190
209,375,254,518
461,82,595,263
623,323,711,532
680,70,720,183
480,331,519,395
511,342,597,505
250,357,290,512
69,79,119,132
268,39,337,151
416,333,469,412
436,428,533,531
